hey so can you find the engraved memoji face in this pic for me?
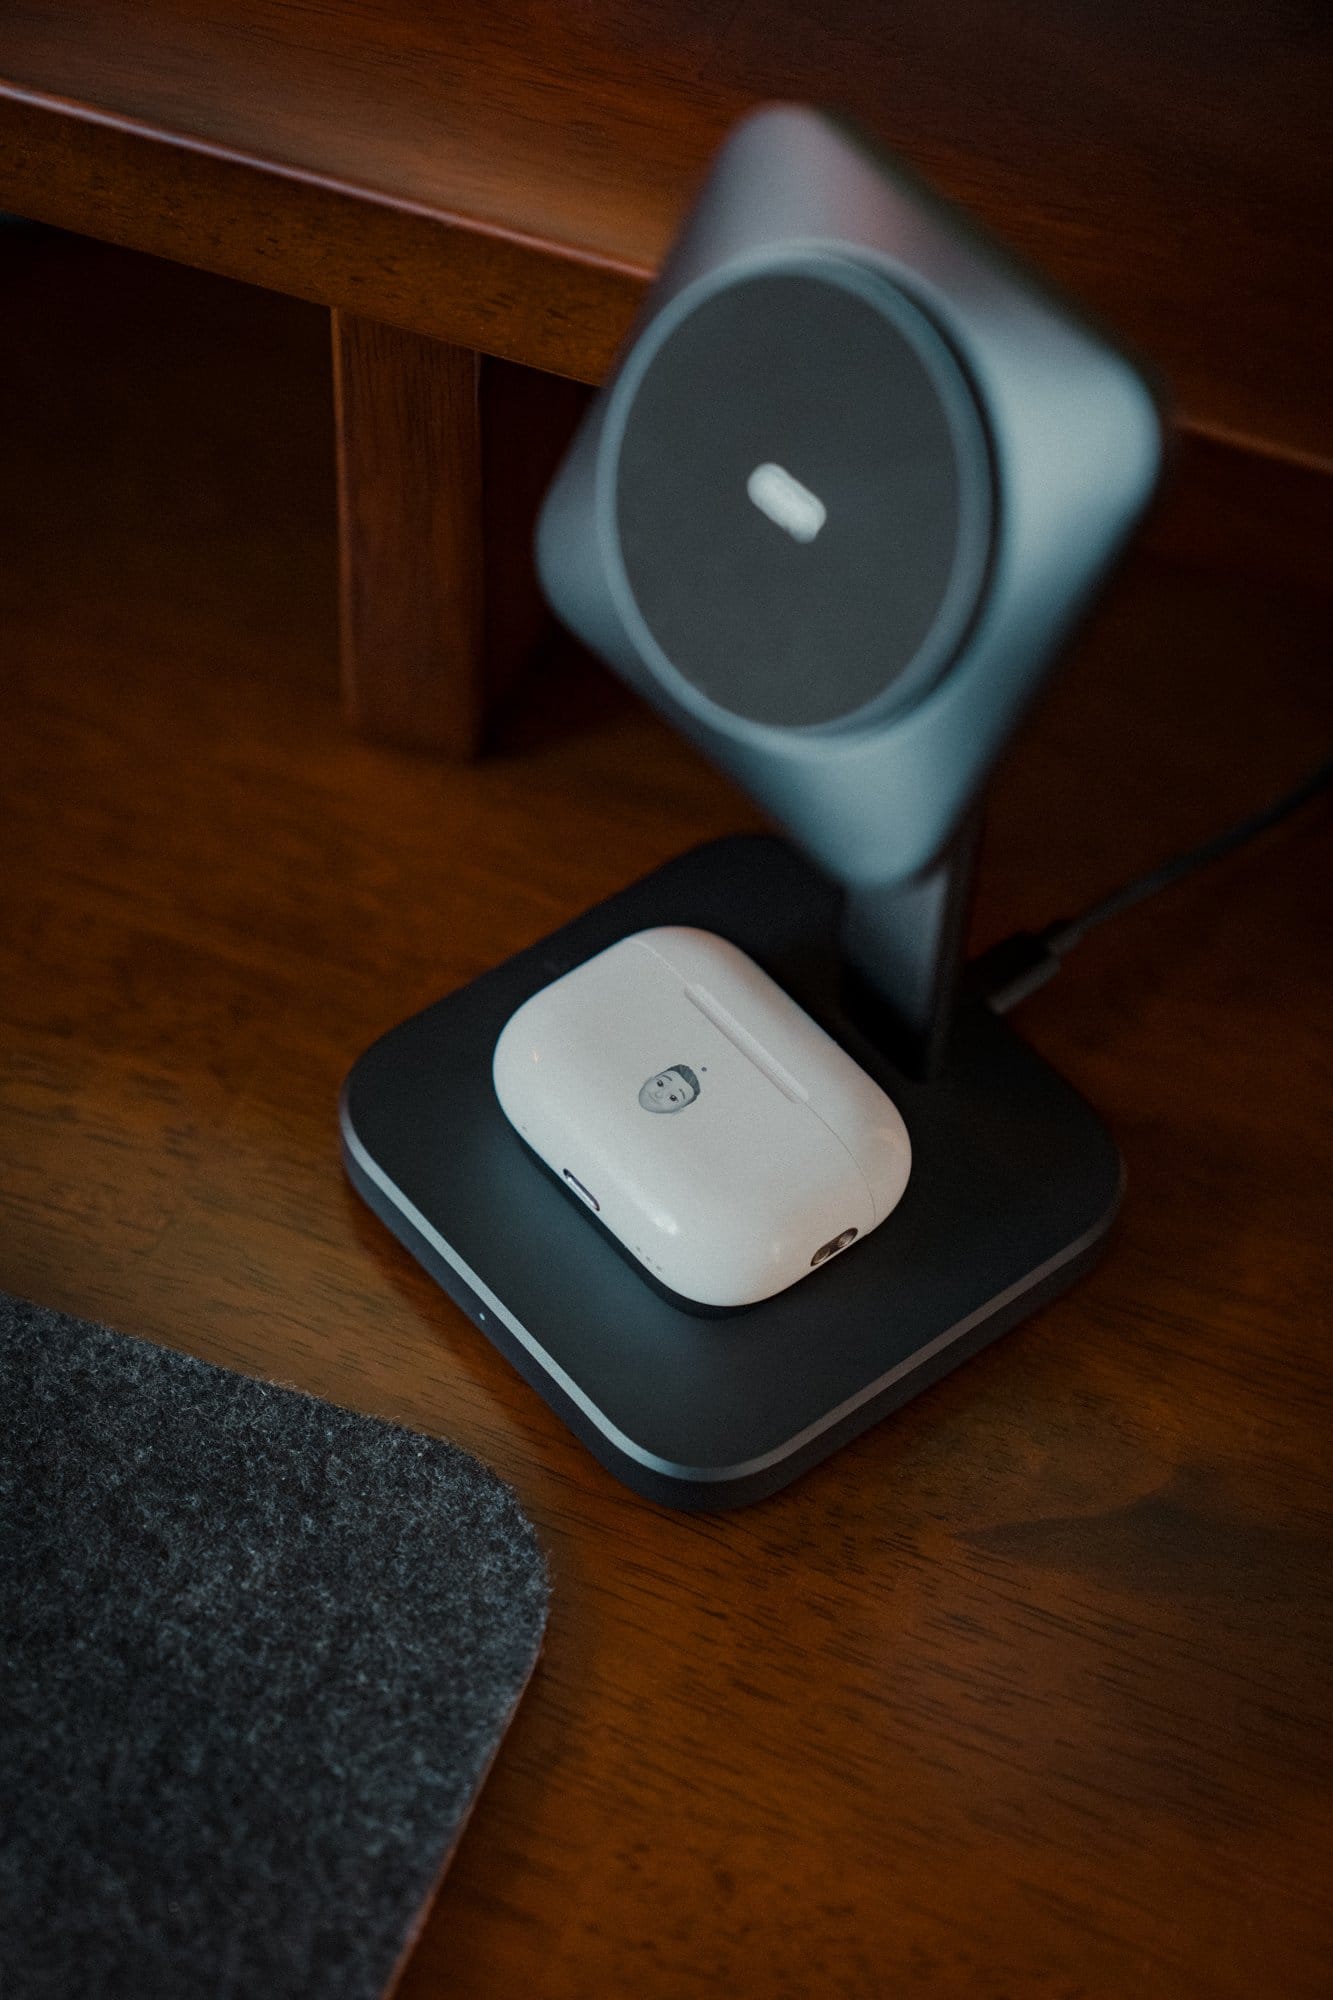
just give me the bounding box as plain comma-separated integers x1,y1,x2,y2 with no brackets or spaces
638,1065,700,1113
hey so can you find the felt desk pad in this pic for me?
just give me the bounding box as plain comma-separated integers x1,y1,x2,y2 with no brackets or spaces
0,1295,548,1999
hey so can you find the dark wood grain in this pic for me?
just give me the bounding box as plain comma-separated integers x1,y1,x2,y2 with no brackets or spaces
333,315,485,755
332,317,586,753
478,357,588,729
1147,432,1333,605
0,0,1329,463
2,237,1331,2000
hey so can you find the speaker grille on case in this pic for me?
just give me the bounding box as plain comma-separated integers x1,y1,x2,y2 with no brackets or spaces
613,263,994,729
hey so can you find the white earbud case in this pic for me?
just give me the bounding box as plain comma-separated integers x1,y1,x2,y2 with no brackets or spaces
492,927,911,1309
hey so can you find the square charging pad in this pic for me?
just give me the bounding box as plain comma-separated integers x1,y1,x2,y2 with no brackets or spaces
342,837,1122,1510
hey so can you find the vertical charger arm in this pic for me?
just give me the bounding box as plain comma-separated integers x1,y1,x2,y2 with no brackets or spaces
839,808,982,1081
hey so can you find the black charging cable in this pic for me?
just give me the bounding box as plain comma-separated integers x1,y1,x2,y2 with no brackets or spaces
969,754,1333,1014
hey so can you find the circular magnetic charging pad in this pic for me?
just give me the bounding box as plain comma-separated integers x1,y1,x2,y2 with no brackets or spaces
611,261,994,729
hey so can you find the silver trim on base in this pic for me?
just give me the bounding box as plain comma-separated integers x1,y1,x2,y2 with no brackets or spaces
340,1092,1119,1490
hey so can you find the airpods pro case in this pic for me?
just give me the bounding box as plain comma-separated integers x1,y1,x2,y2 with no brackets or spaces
492,927,911,1309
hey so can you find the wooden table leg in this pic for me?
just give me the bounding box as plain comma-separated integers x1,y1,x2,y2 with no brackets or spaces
333,312,483,755
332,311,585,757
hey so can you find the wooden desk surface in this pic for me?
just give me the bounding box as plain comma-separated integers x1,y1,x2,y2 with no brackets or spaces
1,0,1330,462
2,237,1331,2000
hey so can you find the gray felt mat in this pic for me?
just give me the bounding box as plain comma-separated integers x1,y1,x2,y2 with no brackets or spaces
0,1295,549,1999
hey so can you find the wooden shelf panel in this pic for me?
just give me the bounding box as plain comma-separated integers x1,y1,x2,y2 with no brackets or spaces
2,0,1330,461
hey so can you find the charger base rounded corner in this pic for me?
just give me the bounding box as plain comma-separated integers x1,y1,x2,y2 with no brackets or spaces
341,837,1122,1510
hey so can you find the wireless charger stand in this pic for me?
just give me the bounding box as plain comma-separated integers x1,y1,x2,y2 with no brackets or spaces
342,836,1122,1510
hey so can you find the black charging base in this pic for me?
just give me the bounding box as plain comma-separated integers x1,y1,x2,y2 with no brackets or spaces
341,837,1122,1510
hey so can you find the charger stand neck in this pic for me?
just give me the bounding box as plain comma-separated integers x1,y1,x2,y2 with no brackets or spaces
838,808,981,1081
